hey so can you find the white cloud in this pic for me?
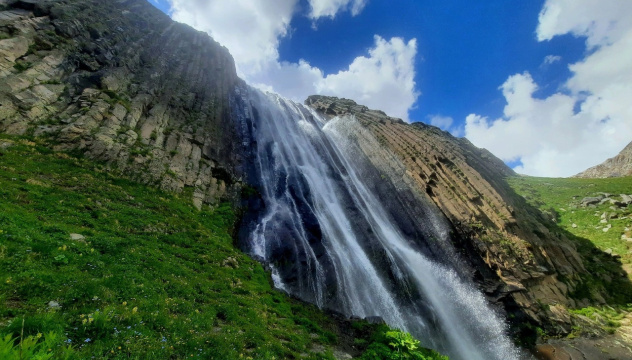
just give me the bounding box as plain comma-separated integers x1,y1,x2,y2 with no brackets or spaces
543,55,561,65
316,36,418,121
465,0,632,177
537,0,632,48
308,0,368,19
166,0,419,121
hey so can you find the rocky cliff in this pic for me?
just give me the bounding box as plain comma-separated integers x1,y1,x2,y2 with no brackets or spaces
306,95,612,335
0,0,243,209
1,0,628,349
575,141,632,178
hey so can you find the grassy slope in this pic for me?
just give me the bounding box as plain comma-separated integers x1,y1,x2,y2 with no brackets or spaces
0,136,447,359
508,176,632,304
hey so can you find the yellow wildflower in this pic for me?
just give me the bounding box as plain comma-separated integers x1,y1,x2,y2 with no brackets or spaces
82,319,87,325
122,301,127,306
36,333,42,339
132,307,138,313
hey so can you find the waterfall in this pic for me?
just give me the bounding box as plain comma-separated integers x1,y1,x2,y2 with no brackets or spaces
235,86,525,360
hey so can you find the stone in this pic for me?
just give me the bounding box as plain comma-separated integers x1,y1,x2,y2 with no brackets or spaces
48,300,61,309
605,248,613,255
332,350,353,360
571,223,577,228
69,233,85,241
581,197,603,206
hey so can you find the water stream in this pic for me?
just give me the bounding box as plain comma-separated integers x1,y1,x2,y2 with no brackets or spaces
235,87,524,360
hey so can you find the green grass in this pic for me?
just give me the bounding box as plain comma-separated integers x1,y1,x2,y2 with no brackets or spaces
0,135,447,359
508,176,632,304
0,137,335,359
509,176,632,264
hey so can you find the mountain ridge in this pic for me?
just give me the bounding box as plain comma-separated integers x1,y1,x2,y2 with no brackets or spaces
574,141,632,178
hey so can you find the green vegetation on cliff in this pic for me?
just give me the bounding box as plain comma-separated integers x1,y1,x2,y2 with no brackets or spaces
0,135,447,359
509,176,632,304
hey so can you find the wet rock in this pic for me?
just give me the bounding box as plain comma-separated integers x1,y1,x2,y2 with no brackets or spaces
332,350,353,360
364,316,386,325
307,95,592,335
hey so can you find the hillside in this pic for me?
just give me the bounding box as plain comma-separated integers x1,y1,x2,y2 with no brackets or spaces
575,141,632,178
0,135,448,359
509,175,632,358
0,1,451,359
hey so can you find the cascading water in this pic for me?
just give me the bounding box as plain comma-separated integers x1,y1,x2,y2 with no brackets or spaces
234,86,526,360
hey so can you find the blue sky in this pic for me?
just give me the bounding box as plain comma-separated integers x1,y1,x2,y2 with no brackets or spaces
149,0,632,177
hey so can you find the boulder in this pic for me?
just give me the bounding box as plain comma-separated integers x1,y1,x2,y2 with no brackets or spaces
69,233,85,241
581,197,602,206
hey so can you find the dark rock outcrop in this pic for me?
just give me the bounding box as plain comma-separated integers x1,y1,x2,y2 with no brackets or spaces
575,141,632,178
0,0,243,208
306,95,591,334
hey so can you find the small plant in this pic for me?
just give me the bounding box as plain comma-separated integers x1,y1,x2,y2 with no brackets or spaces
360,328,448,360
13,62,32,72
0,329,75,360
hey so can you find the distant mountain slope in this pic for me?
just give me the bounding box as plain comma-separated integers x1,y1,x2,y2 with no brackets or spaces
575,141,632,178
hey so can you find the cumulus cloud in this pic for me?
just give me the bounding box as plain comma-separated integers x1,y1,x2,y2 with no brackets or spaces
308,0,368,19
465,0,632,177
247,36,418,121
316,36,418,120
166,0,419,121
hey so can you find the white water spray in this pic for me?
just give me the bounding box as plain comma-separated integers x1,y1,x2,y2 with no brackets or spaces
237,87,525,360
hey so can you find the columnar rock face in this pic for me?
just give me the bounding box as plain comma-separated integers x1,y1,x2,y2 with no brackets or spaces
575,141,632,178
1,0,625,344
306,95,591,332
0,0,242,208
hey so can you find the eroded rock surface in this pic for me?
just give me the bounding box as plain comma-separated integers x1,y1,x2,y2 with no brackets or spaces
306,95,593,335
575,141,632,179
0,0,243,207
